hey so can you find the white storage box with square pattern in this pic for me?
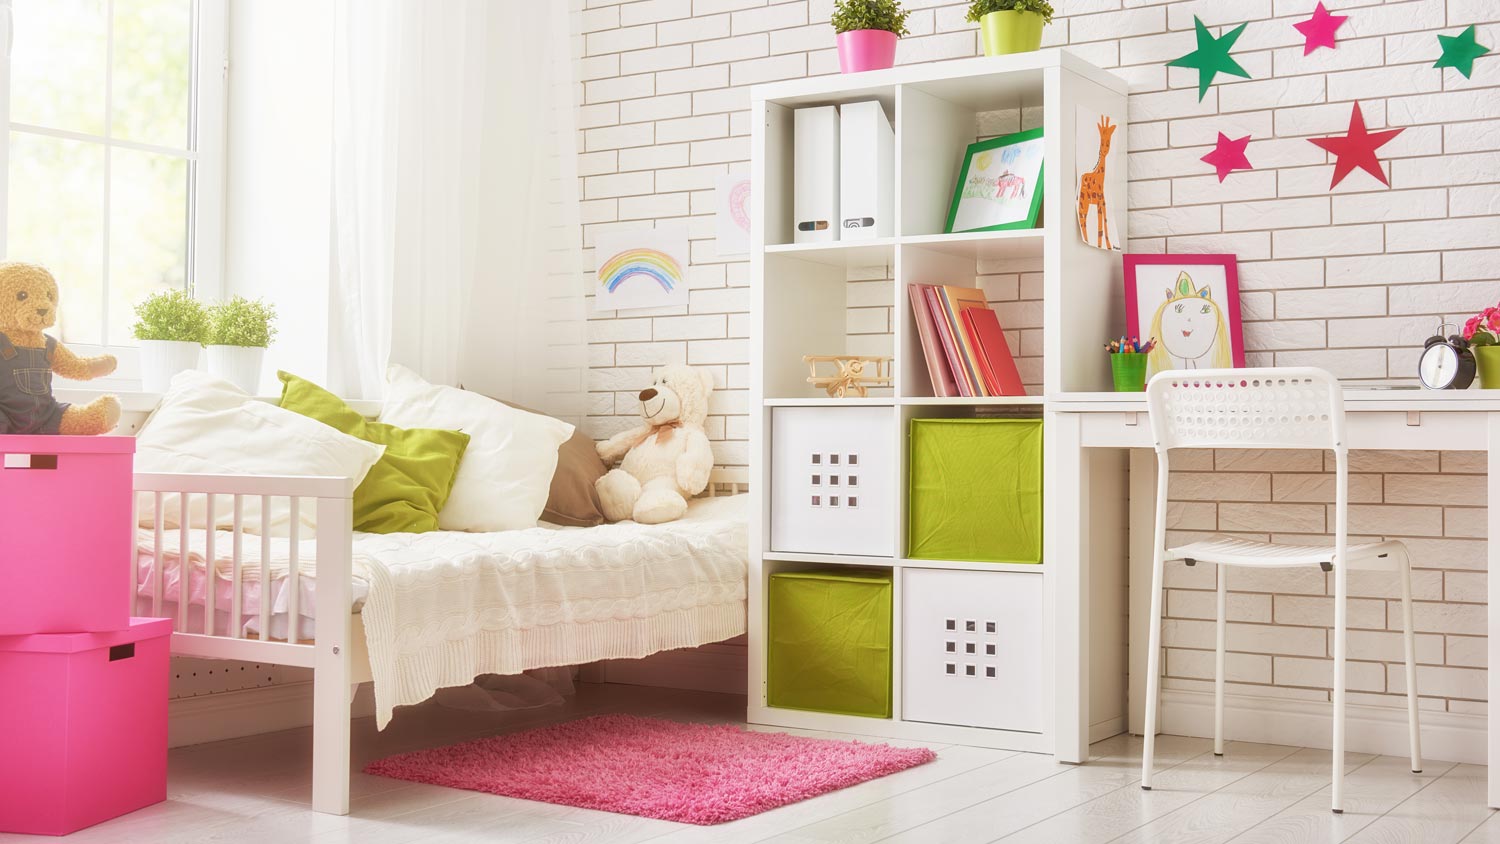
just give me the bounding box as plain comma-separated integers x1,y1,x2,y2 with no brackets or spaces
769,406,893,557
902,568,1044,732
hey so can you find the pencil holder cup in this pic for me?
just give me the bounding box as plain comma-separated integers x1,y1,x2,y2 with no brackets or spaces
1111,353,1148,392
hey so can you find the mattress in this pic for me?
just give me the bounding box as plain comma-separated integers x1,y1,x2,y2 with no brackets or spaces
135,493,750,726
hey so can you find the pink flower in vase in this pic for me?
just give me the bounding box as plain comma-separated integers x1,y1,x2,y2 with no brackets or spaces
1464,316,1482,340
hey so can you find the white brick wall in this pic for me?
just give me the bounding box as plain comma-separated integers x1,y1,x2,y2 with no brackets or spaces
577,0,1498,712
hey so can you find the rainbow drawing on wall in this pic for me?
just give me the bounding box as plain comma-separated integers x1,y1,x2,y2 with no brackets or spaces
593,226,690,312
599,248,682,293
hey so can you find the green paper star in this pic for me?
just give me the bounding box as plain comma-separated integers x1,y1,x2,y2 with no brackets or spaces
1434,25,1490,79
1167,16,1252,101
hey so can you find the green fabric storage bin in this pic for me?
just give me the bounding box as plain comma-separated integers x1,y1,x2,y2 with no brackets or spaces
767,569,892,719
908,418,1043,563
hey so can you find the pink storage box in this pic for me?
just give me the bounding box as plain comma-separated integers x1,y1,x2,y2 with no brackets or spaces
0,435,135,634
0,617,171,836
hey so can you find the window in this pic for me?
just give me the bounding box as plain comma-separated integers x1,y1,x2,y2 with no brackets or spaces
0,0,226,371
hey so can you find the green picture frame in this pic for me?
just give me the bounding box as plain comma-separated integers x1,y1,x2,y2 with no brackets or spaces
943,127,1045,234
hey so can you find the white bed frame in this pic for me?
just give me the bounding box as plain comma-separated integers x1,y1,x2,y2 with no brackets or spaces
130,463,747,816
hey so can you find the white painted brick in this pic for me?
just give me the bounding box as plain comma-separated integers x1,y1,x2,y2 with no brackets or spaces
1326,316,1441,349
694,32,770,64
658,12,730,44
1391,664,1486,700
1389,280,1500,315
1276,595,1386,630
656,63,730,94
621,43,694,74
652,313,726,340
586,23,657,55
1444,248,1500,281
1168,588,1273,623
1388,217,1500,253
1445,118,1500,153
618,142,691,171
585,73,657,104
1275,656,1385,692
1223,197,1330,232
1167,649,1273,684
1272,224,1383,259
1332,188,1447,225
1273,348,1388,378
730,2,805,34
1326,252,1440,287
1071,6,1165,42
655,113,728,143
1219,502,1326,534
621,0,693,26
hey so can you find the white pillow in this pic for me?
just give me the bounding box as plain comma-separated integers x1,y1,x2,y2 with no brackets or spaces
379,364,575,532
135,370,386,536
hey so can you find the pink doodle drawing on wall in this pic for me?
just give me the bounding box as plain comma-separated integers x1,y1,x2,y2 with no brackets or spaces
715,175,752,256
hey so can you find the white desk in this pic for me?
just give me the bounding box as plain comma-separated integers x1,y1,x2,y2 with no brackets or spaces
1046,389,1500,807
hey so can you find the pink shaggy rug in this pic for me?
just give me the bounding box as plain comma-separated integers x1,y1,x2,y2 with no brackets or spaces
364,714,936,825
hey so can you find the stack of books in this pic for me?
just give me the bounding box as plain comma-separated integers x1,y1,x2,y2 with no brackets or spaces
908,284,1026,398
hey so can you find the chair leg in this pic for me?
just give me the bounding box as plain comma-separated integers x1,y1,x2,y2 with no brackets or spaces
1141,548,1168,791
1214,565,1226,757
1331,562,1348,814
1399,559,1423,773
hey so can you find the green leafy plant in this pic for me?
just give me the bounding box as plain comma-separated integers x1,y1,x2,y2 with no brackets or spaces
132,289,208,343
205,296,278,347
966,0,1056,24
831,0,911,36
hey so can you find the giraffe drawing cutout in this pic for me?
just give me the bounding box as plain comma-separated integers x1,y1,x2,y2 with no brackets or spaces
1074,109,1122,251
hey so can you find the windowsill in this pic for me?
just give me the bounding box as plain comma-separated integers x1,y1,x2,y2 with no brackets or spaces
55,388,166,413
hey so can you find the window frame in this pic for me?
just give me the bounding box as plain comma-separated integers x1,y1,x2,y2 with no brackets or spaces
0,0,228,391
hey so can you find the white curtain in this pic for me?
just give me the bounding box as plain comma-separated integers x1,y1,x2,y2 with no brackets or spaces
329,0,586,422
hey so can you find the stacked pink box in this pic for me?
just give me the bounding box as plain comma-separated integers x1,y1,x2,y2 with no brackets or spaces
0,435,171,837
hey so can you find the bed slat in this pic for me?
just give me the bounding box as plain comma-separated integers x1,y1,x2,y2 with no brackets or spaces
231,495,244,640
152,492,165,617
288,498,301,645
178,495,190,632
204,494,217,636
259,494,271,642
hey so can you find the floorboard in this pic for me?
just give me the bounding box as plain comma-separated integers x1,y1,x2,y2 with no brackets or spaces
2,685,1493,844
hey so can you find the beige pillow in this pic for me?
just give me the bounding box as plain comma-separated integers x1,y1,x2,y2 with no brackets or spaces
465,392,608,527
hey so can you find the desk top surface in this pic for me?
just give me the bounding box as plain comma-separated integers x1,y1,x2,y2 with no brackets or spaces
1053,389,1500,414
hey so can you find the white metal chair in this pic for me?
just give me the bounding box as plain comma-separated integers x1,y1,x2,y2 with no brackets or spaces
1139,367,1422,814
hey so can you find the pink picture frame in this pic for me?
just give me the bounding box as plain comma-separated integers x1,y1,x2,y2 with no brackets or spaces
1123,253,1246,379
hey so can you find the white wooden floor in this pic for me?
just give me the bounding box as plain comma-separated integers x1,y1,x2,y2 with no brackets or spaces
5,683,1495,844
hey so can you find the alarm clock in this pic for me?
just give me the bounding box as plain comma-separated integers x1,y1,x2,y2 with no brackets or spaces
1418,325,1476,390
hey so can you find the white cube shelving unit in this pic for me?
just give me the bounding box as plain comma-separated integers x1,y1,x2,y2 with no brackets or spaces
749,50,1133,754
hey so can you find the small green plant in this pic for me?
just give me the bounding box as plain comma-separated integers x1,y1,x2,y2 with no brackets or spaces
831,0,911,36
966,0,1055,24
132,289,208,343
205,296,278,347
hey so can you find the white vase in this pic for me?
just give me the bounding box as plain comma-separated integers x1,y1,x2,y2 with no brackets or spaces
138,339,202,393
206,345,267,394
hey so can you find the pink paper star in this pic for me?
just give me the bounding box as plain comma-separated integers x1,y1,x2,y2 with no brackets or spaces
1201,132,1253,182
1294,2,1348,55
1307,101,1403,189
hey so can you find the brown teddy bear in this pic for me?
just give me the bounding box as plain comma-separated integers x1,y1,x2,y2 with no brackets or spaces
0,262,120,435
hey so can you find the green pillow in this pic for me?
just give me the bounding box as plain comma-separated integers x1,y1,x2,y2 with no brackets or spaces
276,371,469,534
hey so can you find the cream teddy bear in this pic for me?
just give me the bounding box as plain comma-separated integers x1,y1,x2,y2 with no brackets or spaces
595,364,715,525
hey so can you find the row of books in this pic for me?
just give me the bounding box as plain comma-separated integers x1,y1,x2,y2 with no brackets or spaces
908,284,1025,398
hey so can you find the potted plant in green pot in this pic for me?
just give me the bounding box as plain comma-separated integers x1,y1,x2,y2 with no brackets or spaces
968,0,1054,56
205,296,277,394
133,289,207,392
832,0,910,73
1463,304,1500,388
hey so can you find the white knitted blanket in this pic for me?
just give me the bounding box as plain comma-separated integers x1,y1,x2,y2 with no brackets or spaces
137,494,749,728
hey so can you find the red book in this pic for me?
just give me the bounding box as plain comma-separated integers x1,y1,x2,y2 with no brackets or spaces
908,284,957,397
925,285,973,397
961,307,1026,396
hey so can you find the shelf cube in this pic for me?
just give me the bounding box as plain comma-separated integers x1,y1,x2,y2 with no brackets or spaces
770,406,893,557
0,435,135,635
907,418,1042,563
767,569,892,718
902,568,1044,732
0,617,171,836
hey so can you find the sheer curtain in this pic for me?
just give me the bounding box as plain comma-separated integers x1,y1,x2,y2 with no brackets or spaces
328,0,586,422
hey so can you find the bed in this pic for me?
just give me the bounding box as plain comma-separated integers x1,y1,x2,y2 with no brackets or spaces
131,467,749,815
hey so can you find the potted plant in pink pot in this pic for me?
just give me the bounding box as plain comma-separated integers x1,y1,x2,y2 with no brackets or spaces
832,0,911,74
1463,303,1500,388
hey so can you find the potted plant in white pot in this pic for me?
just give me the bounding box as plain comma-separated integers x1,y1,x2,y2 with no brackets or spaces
132,289,206,392
831,0,911,73
968,0,1054,56
204,296,277,394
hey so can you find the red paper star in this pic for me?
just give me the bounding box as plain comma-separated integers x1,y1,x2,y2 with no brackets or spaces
1201,132,1253,182
1307,102,1404,189
1293,2,1348,55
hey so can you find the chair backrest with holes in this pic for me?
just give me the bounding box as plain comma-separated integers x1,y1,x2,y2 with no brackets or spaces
1145,367,1344,453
